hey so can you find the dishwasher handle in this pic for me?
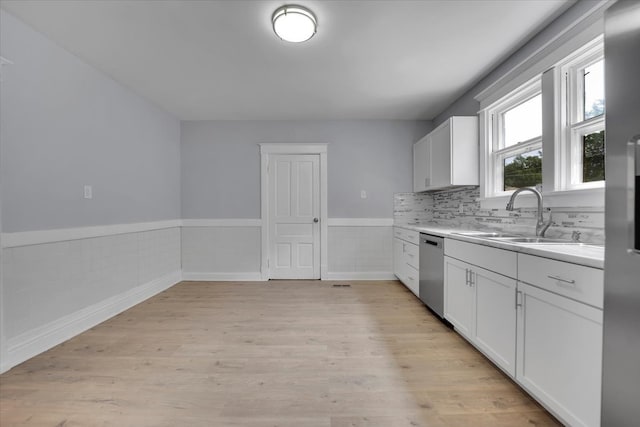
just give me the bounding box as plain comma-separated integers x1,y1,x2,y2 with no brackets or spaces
421,236,443,249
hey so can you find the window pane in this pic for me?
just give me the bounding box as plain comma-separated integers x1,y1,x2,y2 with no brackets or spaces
504,149,543,191
503,94,542,147
584,60,605,120
583,130,605,182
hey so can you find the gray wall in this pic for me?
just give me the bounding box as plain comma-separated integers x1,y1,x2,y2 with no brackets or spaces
0,10,181,232
433,0,605,126
181,120,431,219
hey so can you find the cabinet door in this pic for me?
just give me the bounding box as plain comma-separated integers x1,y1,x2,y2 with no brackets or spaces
516,282,602,427
444,256,473,339
413,137,430,192
449,116,479,186
473,267,517,377
429,120,451,189
393,238,404,280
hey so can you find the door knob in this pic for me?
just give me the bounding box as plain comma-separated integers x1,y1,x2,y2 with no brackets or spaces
313,218,319,223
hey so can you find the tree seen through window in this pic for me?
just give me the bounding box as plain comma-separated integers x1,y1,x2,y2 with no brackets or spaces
504,150,542,191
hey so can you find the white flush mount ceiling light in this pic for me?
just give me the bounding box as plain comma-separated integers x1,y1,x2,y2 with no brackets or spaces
272,5,317,43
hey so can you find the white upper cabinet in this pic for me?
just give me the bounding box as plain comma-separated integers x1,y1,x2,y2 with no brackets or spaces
429,122,452,189
413,116,479,192
413,137,430,192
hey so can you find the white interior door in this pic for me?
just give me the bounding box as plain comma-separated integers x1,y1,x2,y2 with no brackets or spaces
269,154,320,279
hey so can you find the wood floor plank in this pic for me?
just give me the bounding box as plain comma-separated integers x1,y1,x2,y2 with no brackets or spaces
0,280,560,426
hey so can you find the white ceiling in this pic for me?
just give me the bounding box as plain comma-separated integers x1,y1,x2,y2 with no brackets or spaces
0,0,573,120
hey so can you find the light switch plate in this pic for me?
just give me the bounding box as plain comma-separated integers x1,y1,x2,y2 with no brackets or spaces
360,190,367,199
84,185,93,199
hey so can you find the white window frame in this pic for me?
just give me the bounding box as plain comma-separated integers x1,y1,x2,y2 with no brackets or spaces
482,78,543,200
556,37,605,191
477,18,606,209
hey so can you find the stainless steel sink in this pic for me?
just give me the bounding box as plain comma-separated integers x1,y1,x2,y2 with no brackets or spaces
452,231,520,238
452,231,582,245
487,236,577,244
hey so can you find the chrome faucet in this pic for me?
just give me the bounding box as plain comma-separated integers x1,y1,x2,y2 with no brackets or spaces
506,187,552,237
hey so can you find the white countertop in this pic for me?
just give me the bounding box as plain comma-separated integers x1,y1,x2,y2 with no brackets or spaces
395,224,604,269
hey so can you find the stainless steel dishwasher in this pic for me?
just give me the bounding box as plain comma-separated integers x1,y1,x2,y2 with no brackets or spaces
419,233,444,318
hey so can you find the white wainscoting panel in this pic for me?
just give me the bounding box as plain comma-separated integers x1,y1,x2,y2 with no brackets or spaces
327,218,394,227
181,226,262,281
182,219,261,227
1,226,181,373
327,220,394,280
1,217,397,372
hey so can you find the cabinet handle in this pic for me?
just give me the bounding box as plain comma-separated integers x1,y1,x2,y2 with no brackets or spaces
465,268,470,286
516,290,523,308
547,275,576,285
469,271,475,287
628,135,640,253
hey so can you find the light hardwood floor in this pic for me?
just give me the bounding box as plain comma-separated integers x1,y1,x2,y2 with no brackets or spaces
0,280,560,426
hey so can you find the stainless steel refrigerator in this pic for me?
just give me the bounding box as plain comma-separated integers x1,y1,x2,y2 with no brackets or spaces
602,1,640,424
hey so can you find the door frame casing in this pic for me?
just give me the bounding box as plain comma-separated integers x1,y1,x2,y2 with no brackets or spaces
259,143,328,280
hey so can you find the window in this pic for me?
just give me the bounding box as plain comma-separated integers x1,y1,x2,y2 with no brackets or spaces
485,79,542,197
478,34,605,208
560,40,605,189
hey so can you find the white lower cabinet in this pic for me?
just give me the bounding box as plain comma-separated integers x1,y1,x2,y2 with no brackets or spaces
444,240,604,426
403,268,419,296
443,256,474,339
474,267,517,376
517,253,603,427
516,281,603,427
444,255,516,377
393,228,419,297
393,237,404,280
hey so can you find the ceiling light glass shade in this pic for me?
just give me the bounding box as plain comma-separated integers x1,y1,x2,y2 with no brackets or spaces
272,5,317,43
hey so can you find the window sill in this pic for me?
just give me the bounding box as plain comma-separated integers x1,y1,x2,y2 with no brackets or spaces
479,186,604,210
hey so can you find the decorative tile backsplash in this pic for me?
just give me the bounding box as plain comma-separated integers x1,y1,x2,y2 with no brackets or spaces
394,187,605,244
394,192,434,225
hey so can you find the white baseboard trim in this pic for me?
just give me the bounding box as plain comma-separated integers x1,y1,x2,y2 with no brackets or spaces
2,220,182,248
325,272,396,281
182,272,263,281
183,272,396,281
1,271,182,374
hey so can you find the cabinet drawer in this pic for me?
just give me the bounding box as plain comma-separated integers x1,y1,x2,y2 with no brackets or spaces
403,241,419,269
404,265,419,297
393,227,420,245
518,254,604,308
393,227,407,241
445,239,517,278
